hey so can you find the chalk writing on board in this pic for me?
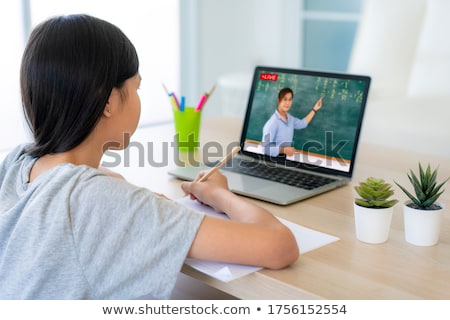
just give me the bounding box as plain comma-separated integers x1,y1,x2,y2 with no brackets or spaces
246,71,367,160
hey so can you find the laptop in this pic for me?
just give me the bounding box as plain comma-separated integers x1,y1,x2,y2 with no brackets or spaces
169,66,371,205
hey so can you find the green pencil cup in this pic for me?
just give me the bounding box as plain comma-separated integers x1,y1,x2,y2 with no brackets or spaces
173,107,201,152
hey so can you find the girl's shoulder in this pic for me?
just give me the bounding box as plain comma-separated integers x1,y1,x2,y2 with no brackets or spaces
1,144,31,163
0,144,33,174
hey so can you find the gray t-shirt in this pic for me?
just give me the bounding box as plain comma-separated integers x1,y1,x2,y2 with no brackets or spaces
0,145,205,299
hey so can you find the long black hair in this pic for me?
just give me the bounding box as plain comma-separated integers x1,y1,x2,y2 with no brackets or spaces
20,14,139,157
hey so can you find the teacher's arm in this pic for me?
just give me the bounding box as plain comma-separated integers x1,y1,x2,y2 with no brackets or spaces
305,96,323,124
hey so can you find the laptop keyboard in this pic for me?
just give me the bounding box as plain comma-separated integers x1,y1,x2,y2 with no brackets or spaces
221,158,337,190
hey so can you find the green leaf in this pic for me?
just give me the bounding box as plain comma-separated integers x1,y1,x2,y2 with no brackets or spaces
397,163,449,208
355,177,398,208
384,199,399,207
355,198,372,207
354,186,373,200
395,181,420,206
409,171,426,202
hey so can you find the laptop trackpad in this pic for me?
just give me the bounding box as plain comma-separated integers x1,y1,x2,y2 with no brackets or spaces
223,171,310,205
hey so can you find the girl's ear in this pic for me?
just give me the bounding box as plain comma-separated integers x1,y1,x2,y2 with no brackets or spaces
103,87,120,117
103,103,112,118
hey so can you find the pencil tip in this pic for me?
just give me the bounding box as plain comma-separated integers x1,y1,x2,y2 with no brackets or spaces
161,82,169,94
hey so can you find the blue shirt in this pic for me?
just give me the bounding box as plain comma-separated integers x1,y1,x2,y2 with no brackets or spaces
262,110,307,156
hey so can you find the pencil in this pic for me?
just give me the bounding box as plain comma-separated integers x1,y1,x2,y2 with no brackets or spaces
168,94,178,111
162,82,180,110
195,94,207,112
172,92,180,109
161,82,169,95
199,146,241,182
207,83,216,97
195,83,217,112
180,95,185,112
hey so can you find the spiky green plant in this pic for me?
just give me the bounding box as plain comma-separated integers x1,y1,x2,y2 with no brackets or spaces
354,177,398,208
395,163,449,210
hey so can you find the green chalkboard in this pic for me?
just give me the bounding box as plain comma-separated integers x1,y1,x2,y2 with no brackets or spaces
245,69,367,160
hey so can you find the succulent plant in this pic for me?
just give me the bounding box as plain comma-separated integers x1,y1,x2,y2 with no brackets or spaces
395,163,449,210
354,177,398,208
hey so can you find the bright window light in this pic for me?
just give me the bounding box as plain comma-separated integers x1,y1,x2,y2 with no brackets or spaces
0,0,180,151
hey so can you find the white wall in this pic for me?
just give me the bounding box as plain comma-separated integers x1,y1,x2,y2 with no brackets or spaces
0,0,180,153
349,0,450,157
29,0,180,127
191,0,301,117
192,0,450,157
0,1,29,151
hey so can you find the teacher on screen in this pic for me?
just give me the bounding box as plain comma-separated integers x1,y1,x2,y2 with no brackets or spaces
262,87,323,157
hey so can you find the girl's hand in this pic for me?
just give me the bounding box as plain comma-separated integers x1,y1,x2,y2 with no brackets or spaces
181,171,231,212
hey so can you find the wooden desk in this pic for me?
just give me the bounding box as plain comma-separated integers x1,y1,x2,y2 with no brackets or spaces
110,117,450,299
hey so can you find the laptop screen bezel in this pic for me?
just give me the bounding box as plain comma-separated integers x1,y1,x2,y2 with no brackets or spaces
239,65,371,178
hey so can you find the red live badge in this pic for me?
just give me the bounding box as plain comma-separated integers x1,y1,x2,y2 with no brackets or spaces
259,73,278,81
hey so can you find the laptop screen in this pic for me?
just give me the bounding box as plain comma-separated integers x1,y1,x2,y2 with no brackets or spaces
240,66,370,177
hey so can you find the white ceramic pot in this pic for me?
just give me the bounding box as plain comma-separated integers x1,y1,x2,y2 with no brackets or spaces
403,201,444,246
354,203,394,244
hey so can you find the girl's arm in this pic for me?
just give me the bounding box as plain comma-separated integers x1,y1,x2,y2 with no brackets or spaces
181,172,299,270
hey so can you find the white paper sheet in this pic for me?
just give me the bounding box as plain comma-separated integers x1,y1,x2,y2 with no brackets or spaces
177,197,339,282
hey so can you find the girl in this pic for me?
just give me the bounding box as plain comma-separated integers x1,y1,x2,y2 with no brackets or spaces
0,14,298,299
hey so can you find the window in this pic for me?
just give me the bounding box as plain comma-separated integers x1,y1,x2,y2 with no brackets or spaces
0,1,28,151
300,0,363,72
0,0,179,151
